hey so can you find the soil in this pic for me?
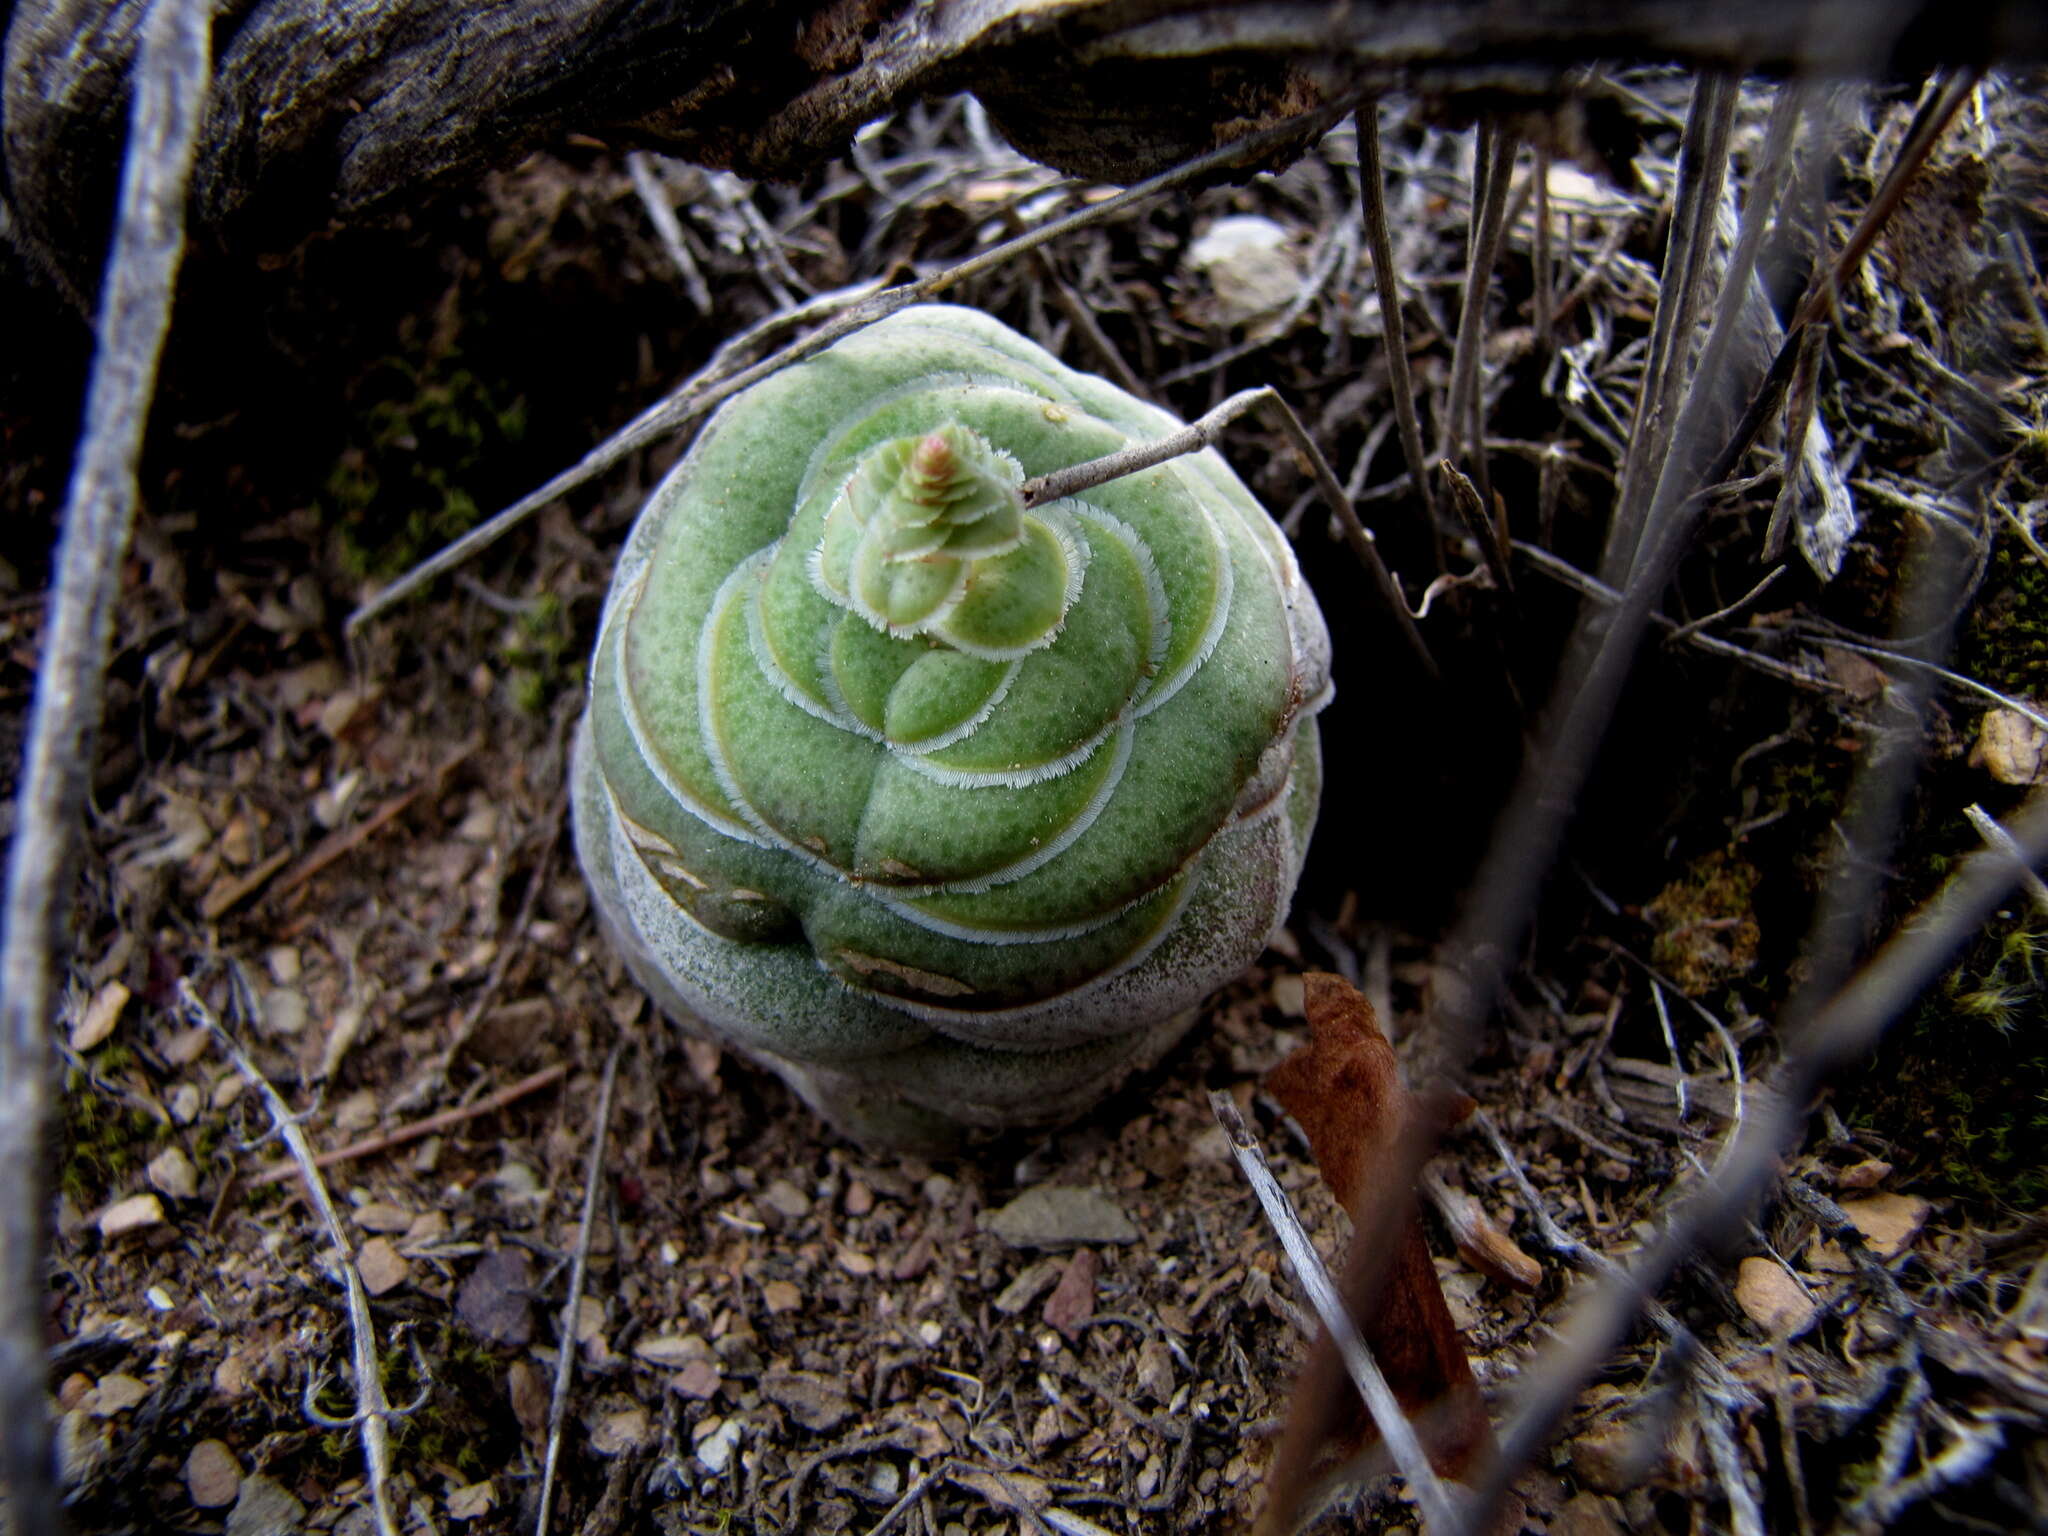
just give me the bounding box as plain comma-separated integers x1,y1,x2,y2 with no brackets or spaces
8,75,2048,1536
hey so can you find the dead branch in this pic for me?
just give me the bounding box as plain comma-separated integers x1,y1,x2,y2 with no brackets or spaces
9,1,2046,305
535,1043,624,1536
0,4,209,1528
185,978,410,1536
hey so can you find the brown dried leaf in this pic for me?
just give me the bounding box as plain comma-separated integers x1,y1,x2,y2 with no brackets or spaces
456,1248,534,1346
1260,972,1495,1516
1041,1248,1100,1340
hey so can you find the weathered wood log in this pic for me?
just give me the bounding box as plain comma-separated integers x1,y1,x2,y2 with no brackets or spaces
7,0,2045,298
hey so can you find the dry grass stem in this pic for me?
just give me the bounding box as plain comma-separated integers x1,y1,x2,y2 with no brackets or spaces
184,979,408,1536
536,1042,625,1536
0,5,210,1526
246,1062,571,1187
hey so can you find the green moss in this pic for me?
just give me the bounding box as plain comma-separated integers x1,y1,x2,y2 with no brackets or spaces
59,1069,166,1206
329,352,527,581
1644,849,1762,996
1955,523,2048,701
1850,909,2048,1209
504,591,582,715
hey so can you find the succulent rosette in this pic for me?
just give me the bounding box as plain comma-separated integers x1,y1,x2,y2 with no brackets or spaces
572,304,1330,1148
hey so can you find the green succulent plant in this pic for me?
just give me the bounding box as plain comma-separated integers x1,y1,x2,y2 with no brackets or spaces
571,305,1330,1149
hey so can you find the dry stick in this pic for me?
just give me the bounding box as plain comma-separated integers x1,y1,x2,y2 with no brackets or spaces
184,980,410,1536
1438,119,1521,516
535,1042,624,1536
1022,384,1438,679
1790,69,1978,335
1601,74,1741,587
346,101,1357,633
1798,632,2048,737
626,152,713,315
1964,804,2048,914
1532,137,1556,340
1511,540,1832,693
1649,979,1690,1123
1355,106,1442,564
1445,70,1838,1108
266,737,479,907
345,280,880,632
1438,460,1512,595
248,1062,571,1187
1025,242,1151,401
0,4,210,1526
1209,1093,1461,1535
1663,565,1785,647
1696,1384,1768,1536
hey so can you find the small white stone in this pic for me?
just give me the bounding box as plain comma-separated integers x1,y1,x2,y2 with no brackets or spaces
167,1084,202,1125
695,1416,743,1474
70,980,130,1052
98,1194,164,1240
148,1147,199,1201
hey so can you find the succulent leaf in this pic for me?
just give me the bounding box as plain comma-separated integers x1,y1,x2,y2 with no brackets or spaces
574,305,1332,1149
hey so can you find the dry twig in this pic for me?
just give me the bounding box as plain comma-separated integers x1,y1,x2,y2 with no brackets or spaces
0,4,210,1525
184,979,413,1536
536,1042,625,1536
1022,384,1438,679
248,1062,571,1187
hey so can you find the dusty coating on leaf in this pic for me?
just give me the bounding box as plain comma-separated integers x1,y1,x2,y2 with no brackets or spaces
1260,972,1495,1503
572,304,1331,1148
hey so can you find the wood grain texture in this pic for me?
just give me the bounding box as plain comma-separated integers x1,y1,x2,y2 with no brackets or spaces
7,0,2046,300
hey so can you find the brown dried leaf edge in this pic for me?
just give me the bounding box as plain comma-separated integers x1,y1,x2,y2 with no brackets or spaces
1262,972,1495,1504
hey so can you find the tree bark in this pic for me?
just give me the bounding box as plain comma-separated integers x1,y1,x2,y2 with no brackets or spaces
7,0,2045,303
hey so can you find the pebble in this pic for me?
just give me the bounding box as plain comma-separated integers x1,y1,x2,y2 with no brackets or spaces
225,1472,305,1536
353,1201,414,1234
259,986,308,1037
167,1084,202,1125
634,1333,707,1369
589,1404,651,1457
147,1147,199,1201
70,980,130,1052
761,1178,811,1221
1134,1338,1176,1404
1735,1256,1817,1337
993,1258,1063,1315
86,1373,149,1417
185,1439,242,1508
979,1186,1137,1249
673,1359,722,1401
98,1193,165,1241
696,1416,743,1474
762,1279,802,1314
